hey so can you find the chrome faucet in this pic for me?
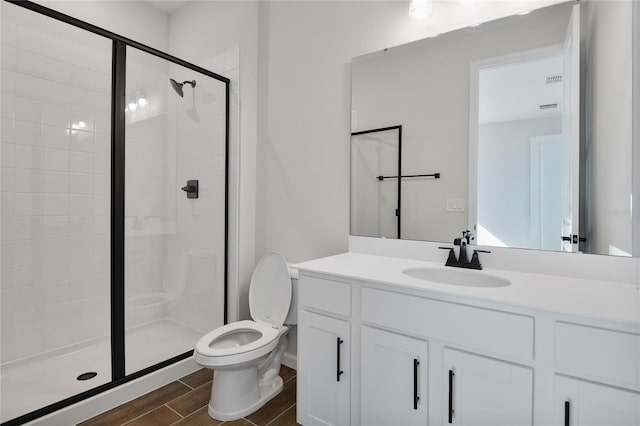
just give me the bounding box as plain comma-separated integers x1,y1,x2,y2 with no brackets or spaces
438,231,490,270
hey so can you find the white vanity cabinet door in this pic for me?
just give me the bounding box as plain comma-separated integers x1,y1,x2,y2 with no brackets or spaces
297,310,350,426
361,326,429,426
444,349,533,426
555,376,640,426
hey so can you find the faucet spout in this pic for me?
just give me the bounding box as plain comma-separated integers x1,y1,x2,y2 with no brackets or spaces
453,230,471,265
455,238,468,264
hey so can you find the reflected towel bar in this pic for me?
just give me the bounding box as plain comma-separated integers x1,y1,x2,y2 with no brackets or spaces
377,173,440,181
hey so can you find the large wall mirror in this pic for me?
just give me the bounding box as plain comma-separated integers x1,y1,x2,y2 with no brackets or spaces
350,0,639,257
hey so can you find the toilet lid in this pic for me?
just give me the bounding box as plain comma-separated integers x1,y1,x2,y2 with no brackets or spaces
249,252,292,328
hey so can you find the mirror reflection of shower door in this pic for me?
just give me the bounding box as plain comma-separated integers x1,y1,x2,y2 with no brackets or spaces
351,127,401,239
124,46,226,374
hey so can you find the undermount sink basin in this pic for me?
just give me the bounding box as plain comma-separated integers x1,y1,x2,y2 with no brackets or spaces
403,267,511,288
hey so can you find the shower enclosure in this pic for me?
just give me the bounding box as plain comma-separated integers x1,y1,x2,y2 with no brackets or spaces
0,1,229,424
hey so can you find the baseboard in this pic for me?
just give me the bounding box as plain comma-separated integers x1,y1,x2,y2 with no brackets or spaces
282,351,297,370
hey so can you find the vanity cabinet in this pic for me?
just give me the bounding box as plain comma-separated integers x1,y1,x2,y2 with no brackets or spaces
444,348,533,425
554,376,640,426
361,326,429,425
295,259,639,426
297,308,350,425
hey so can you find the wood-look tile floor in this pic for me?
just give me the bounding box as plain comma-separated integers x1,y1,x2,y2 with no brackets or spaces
79,366,299,426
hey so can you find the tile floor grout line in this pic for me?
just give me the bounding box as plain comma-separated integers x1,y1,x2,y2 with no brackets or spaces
177,379,195,390
87,368,295,425
119,405,163,426
264,402,296,426
114,383,192,426
164,404,185,419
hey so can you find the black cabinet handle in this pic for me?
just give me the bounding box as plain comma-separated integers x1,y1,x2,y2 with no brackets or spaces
336,337,344,382
564,400,570,426
413,359,420,410
448,369,455,423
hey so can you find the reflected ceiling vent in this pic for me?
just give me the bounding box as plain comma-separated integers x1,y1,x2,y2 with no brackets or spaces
546,75,563,84
539,103,558,110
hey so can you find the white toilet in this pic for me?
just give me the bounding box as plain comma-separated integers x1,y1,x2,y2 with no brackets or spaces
194,252,297,421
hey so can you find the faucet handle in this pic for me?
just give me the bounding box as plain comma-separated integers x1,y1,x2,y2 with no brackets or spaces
469,249,490,270
438,247,457,267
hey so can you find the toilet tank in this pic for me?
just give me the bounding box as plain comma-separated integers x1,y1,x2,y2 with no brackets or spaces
284,267,298,325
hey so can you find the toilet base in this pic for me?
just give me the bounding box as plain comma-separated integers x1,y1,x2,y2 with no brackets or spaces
208,368,284,421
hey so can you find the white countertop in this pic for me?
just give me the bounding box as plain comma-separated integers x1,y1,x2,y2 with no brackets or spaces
294,252,640,326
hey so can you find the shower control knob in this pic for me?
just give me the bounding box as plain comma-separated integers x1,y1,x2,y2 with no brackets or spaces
181,180,199,199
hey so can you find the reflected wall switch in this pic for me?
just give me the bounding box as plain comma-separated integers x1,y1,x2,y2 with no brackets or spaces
446,198,465,212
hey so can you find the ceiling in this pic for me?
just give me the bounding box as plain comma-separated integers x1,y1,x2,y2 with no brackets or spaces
479,55,564,124
143,0,190,15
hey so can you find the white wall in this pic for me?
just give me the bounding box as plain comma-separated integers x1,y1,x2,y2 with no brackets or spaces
168,1,259,321
255,0,565,264
36,0,170,51
582,0,633,256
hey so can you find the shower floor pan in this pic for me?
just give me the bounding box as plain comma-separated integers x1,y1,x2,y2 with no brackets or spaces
0,319,203,423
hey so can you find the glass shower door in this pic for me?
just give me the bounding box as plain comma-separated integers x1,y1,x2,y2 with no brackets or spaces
0,2,112,421
350,127,401,239
124,46,226,374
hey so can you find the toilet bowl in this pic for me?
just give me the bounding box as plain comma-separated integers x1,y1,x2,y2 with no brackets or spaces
194,252,295,421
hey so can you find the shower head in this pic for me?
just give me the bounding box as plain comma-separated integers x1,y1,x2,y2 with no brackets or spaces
169,78,196,97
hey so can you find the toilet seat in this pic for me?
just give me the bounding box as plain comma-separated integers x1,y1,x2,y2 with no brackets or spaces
195,320,283,367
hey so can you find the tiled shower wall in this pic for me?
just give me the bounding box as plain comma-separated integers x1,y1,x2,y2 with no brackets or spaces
162,48,236,333
0,9,112,363
123,51,171,330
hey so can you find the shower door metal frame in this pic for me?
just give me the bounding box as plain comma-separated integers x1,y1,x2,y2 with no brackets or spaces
2,1,230,425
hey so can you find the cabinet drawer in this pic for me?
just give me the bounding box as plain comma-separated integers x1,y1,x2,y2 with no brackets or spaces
555,322,640,390
361,288,534,360
300,275,351,317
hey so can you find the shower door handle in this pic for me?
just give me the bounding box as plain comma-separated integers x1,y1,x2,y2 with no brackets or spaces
181,180,199,199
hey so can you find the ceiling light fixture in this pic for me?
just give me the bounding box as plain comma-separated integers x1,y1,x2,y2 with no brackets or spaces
409,0,432,20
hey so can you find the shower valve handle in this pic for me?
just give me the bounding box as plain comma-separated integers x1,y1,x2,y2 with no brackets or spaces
181,180,199,199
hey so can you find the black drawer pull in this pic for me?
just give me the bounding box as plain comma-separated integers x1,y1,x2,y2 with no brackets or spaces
564,400,570,426
336,337,344,382
448,369,455,423
413,359,420,410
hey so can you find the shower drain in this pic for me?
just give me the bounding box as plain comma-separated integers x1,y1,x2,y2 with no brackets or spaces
76,372,98,381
